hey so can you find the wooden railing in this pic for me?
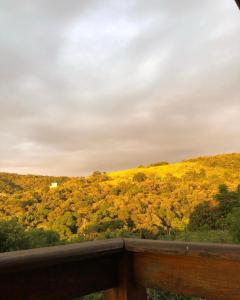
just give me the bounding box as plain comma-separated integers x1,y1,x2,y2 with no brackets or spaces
0,239,240,299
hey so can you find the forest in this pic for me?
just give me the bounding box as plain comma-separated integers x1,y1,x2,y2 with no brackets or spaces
1,153,240,299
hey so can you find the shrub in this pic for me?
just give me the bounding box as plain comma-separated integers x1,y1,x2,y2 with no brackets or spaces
133,172,147,182
226,208,240,243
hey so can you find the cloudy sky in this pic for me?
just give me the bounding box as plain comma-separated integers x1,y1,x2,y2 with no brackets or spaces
0,0,239,176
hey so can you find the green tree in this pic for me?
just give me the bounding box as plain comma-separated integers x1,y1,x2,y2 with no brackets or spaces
215,184,240,216
226,208,240,243
133,172,147,182
188,202,220,231
27,228,60,248
0,219,29,252
0,219,61,252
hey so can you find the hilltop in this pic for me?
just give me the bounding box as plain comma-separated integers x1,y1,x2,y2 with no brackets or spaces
0,153,240,240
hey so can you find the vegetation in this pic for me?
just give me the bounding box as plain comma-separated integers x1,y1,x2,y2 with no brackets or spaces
148,290,200,300
0,219,60,252
187,184,240,242
0,153,240,242
1,153,240,299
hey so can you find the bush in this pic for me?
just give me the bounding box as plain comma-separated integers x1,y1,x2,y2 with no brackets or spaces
27,228,60,248
133,172,147,182
175,230,232,244
148,162,169,167
188,202,221,231
0,219,30,252
0,219,61,253
226,208,240,243
148,289,201,300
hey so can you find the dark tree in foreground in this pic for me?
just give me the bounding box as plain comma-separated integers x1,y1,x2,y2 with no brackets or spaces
0,219,60,252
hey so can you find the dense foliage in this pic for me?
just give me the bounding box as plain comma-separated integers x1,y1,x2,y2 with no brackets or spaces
0,219,60,252
188,184,240,242
0,153,240,242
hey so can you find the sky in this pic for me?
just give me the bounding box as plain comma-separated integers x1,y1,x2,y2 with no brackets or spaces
0,0,240,176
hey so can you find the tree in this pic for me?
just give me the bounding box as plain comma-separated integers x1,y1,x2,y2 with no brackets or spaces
215,184,240,217
188,202,220,231
0,219,29,252
0,219,61,253
27,228,60,248
133,172,147,182
226,208,240,243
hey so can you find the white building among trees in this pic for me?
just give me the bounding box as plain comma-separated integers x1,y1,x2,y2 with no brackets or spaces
50,182,58,188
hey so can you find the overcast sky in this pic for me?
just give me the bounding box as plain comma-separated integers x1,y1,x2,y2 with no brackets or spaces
0,0,239,176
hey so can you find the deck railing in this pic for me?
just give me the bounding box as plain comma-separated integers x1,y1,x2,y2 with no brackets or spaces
0,238,240,299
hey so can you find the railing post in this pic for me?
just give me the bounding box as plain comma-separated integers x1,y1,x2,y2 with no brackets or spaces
104,253,147,300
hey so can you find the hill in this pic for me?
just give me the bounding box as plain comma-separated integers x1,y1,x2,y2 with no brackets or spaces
0,153,240,240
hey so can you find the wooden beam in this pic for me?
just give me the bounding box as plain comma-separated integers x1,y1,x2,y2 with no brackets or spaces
125,239,240,300
1,238,240,299
104,253,147,300
0,238,124,273
133,253,240,300
0,239,124,299
124,238,240,260
0,254,121,300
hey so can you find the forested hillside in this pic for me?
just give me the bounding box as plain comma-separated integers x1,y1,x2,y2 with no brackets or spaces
1,153,240,242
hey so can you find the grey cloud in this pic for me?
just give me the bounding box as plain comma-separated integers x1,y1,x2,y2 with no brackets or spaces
0,0,239,175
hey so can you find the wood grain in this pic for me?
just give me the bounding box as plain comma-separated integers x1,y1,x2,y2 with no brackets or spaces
0,239,124,299
125,239,240,300
1,238,240,299
0,238,124,273
0,254,121,300
125,238,240,261
104,253,147,300
133,252,240,299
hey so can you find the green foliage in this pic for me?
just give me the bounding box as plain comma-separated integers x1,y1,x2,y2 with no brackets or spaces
132,172,147,182
188,202,220,231
79,292,103,300
0,219,30,252
26,228,60,248
90,171,109,182
51,212,77,239
76,288,203,300
148,161,169,167
215,184,240,217
188,184,240,235
148,289,201,300
174,230,232,244
0,219,60,252
226,208,240,243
